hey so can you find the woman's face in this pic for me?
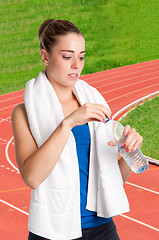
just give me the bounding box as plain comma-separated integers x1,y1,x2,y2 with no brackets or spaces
42,33,85,89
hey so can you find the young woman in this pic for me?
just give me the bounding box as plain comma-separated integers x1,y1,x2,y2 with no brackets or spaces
11,19,143,240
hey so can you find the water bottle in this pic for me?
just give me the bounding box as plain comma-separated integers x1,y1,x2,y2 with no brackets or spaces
105,118,149,173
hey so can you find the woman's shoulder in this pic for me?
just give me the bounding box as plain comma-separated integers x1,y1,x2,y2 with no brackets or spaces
12,103,25,115
11,103,27,123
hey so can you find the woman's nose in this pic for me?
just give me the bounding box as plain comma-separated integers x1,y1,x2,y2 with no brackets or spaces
71,58,79,69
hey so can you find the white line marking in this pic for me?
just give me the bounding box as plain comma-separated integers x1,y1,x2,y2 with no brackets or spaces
112,91,159,119
5,136,19,172
0,88,24,98
107,82,159,102
95,71,159,89
0,199,29,216
89,66,159,85
0,138,7,142
0,143,7,145
0,117,11,123
0,164,19,174
0,103,19,111
102,76,159,95
0,95,23,103
126,182,159,195
145,155,159,165
120,214,159,232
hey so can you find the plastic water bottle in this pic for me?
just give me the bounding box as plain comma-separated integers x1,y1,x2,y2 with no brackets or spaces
105,118,149,173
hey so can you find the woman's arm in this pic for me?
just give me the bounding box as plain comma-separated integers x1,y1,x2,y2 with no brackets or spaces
11,103,73,189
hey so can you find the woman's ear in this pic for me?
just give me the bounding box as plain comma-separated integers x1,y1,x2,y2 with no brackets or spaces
40,49,49,66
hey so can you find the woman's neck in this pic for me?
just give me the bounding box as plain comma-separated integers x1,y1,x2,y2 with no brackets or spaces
45,69,75,102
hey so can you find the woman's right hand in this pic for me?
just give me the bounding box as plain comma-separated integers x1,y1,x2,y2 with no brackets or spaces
65,102,112,128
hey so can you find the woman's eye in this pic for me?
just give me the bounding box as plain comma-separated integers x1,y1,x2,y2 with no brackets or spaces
63,56,71,60
63,56,84,61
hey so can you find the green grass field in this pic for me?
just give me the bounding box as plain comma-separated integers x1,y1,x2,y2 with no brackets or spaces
119,95,159,160
1,0,159,94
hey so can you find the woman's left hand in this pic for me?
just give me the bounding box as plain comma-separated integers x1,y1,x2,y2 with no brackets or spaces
108,125,143,152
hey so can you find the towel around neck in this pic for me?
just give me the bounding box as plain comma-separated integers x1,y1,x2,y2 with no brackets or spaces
23,70,130,240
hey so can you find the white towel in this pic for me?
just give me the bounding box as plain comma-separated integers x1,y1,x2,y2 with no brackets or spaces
23,70,130,240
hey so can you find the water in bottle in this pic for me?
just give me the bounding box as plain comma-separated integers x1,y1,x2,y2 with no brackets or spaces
105,119,149,173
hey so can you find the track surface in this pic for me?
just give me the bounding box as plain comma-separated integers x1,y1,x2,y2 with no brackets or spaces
0,59,159,239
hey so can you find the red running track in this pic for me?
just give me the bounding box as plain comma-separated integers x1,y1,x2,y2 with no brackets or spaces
0,59,159,239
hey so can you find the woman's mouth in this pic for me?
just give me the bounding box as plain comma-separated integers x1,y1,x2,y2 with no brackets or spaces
68,73,78,79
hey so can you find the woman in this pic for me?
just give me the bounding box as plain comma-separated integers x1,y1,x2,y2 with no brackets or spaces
11,19,143,240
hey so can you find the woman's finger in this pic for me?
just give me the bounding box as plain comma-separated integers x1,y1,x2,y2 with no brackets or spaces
131,136,143,152
85,103,112,122
126,137,138,152
123,125,131,135
108,141,116,146
123,128,136,146
98,104,112,120
123,129,143,152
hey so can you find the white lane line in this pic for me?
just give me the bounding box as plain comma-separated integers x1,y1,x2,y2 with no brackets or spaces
112,91,159,119
0,117,11,123
101,76,159,95
126,182,159,195
89,66,159,84
0,95,23,103
0,116,11,120
0,89,24,98
119,214,159,232
5,136,19,172
0,138,7,142
107,82,159,102
0,165,17,173
0,199,29,216
95,70,159,89
0,103,20,111
146,156,159,165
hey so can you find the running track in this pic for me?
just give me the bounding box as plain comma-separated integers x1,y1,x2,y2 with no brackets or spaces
0,59,159,239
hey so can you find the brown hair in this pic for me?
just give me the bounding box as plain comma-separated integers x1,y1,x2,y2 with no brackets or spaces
38,19,84,53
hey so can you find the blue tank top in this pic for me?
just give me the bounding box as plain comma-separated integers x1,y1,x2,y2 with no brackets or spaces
71,123,112,229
